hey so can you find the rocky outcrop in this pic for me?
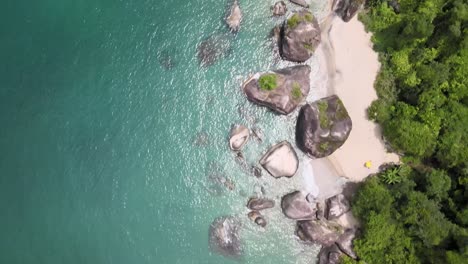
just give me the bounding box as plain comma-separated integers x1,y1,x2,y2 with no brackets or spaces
325,194,351,220
289,0,309,8
336,229,358,259
281,191,317,220
226,0,242,32
333,0,364,22
243,65,311,115
296,220,343,246
247,211,267,227
198,33,232,66
260,141,299,178
209,216,242,258
281,10,321,62
318,244,343,264
296,95,352,158
272,1,287,16
247,197,275,210
229,125,249,151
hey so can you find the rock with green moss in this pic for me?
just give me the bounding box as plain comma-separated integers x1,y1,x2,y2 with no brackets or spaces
333,0,364,22
242,65,310,115
296,95,352,158
281,10,321,62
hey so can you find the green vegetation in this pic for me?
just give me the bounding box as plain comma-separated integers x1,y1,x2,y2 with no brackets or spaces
304,13,314,22
287,14,301,28
347,0,468,263
317,100,330,128
319,142,329,152
291,82,302,100
258,73,278,91
303,43,315,51
335,99,349,120
287,12,313,28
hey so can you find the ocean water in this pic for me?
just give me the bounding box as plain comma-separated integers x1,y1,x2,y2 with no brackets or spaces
0,0,329,263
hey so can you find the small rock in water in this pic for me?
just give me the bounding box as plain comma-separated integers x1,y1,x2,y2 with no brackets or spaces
247,197,275,210
157,50,176,70
272,1,287,16
229,125,250,151
247,211,267,227
251,127,264,142
252,166,262,178
225,0,242,32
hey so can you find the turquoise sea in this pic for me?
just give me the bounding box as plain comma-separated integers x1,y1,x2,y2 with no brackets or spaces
0,1,329,263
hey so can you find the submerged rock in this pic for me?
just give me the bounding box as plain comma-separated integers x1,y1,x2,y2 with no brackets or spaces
197,33,232,66
260,141,299,178
296,95,352,158
209,216,243,258
281,10,321,62
243,65,311,115
157,50,176,70
226,0,242,32
296,220,343,246
193,131,209,147
281,191,317,220
247,197,275,210
333,0,364,22
336,229,358,259
252,166,262,178
229,125,250,151
318,244,343,264
325,194,351,220
206,161,235,195
272,1,287,16
247,211,267,227
289,0,309,8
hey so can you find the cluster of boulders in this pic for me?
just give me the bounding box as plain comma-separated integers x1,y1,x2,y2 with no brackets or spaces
209,0,366,262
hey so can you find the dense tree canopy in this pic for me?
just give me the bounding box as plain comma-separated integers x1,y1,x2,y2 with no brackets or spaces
345,0,468,263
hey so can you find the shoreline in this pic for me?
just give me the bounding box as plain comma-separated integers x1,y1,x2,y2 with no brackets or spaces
308,12,399,187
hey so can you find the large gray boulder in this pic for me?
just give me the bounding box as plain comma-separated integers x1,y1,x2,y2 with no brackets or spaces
326,194,351,220
333,0,364,22
247,197,275,210
260,141,299,178
209,216,242,258
296,95,352,158
281,191,317,220
229,125,249,151
336,229,358,259
289,0,309,8
281,10,321,62
243,65,310,114
318,244,343,264
226,0,242,32
296,220,343,246
272,1,287,16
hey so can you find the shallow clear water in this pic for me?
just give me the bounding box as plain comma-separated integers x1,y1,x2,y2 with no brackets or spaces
0,0,329,263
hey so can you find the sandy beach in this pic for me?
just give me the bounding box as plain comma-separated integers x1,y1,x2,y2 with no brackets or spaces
326,15,399,182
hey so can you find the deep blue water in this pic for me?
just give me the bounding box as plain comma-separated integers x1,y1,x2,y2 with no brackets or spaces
0,0,328,263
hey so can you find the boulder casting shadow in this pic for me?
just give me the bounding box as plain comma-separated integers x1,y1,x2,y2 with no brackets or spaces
296,95,352,158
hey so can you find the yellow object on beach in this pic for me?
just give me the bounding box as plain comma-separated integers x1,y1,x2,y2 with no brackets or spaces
364,161,372,169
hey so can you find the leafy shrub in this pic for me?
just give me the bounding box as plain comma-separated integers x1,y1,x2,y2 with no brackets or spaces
258,73,277,91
